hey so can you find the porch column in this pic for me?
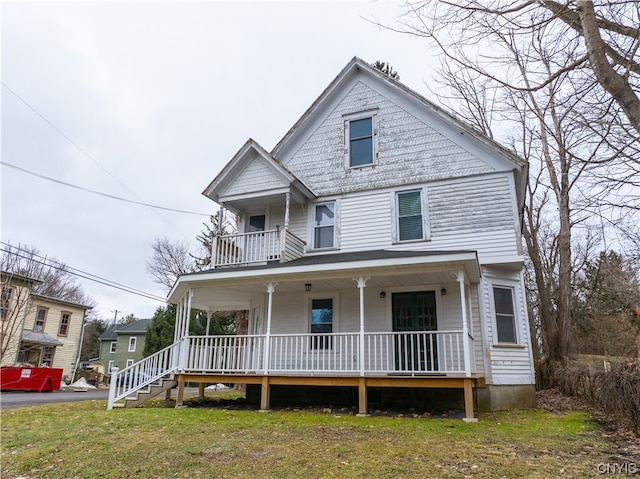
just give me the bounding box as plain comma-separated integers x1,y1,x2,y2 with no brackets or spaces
284,191,290,230
173,290,192,342
455,271,472,377
263,282,278,374
353,277,369,377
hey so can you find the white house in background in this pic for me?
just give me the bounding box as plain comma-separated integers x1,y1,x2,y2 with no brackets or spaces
108,57,534,418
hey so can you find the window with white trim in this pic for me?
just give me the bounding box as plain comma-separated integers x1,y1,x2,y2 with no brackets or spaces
397,190,424,241
108,360,115,372
313,202,335,249
0,286,12,320
126,359,134,368
310,298,333,350
128,336,137,352
110,341,117,353
493,286,518,344
344,111,377,168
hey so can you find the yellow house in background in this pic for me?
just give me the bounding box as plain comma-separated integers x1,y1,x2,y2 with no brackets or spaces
1,271,92,382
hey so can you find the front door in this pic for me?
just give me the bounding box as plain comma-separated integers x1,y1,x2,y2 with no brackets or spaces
392,291,438,372
246,214,266,262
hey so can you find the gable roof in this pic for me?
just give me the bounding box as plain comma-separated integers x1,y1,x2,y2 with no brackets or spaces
98,318,152,341
202,138,316,212
271,56,527,204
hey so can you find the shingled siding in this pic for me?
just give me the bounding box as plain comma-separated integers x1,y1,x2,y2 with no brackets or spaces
224,152,287,197
283,81,494,196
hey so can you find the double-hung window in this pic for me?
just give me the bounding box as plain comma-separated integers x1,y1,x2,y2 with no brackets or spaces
128,337,137,352
34,308,47,332
0,286,12,320
345,111,377,168
313,202,335,249
493,286,517,344
310,298,333,350
58,312,70,336
110,341,117,353
397,190,424,241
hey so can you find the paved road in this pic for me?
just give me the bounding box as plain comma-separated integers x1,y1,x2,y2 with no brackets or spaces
0,388,110,409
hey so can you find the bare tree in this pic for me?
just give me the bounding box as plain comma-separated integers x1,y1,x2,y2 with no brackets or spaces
145,237,196,291
379,1,639,368
1,243,95,360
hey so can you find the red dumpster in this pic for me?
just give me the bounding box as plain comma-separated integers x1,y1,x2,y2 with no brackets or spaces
0,366,64,392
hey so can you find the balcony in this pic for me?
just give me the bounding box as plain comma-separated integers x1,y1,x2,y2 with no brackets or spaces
213,229,306,267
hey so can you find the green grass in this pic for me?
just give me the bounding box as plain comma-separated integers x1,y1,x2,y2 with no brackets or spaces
0,394,620,479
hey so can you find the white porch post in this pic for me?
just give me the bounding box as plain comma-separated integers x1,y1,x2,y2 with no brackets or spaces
284,191,290,230
353,277,369,376
455,271,472,377
263,282,277,374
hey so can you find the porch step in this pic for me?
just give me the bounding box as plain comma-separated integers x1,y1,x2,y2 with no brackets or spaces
118,378,178,408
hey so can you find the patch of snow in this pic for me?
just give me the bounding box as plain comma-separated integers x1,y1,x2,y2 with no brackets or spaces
205,383,231,390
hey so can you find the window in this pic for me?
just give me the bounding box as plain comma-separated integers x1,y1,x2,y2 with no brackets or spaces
128,337,137,352
313,202,335,249
108,360,115,372
310,298,333,349
43,346,54,367
0,286,12,320
58,312,70,336
493,286,517,344
248,214,266,232
397,190,423,241
348,117,374,167
110,341,117,353
126,359,134,368
34,308,47,332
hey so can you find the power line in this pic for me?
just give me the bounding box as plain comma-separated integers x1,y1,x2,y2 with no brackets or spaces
0,243,166,303
1,161,210,216
1,81,197,239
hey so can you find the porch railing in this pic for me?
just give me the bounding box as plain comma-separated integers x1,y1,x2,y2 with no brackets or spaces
182,331,469,375
213,229,306,267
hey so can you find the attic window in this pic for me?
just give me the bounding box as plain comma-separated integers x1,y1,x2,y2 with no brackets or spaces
344,111,377,168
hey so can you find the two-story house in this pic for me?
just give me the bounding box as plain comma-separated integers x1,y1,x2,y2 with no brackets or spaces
97,318,152,375
1,271,92,381
108,57,535,419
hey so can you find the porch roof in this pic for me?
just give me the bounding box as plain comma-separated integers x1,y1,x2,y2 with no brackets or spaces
168,249,481,310
21,329,63,347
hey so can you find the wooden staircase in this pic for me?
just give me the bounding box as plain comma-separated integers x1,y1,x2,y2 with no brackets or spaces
112,376,178,408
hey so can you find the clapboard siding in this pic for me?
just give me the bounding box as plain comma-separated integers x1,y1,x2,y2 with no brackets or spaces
340,192,392,251
428,175,515,234
480,269,535,384
327,174,519,259
284,81,493,196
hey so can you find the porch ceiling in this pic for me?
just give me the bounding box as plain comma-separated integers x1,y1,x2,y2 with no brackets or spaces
169,250,481,311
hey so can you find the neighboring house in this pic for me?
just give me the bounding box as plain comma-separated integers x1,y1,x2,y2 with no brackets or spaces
1,272,92,380
109,57,534,419
97,318,152,374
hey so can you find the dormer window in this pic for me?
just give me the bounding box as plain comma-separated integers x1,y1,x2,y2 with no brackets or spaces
344,110,378,168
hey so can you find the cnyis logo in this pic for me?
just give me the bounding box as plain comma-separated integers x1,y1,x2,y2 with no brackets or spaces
597,462,638,475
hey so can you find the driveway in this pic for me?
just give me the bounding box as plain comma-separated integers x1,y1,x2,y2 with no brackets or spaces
0,388,109,409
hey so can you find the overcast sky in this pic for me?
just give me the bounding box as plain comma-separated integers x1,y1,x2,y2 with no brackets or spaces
1,1,439,322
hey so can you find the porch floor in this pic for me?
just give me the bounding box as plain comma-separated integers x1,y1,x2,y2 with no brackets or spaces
172,373,485,420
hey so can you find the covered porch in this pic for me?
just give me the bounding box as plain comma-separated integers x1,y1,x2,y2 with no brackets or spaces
109,250,484,419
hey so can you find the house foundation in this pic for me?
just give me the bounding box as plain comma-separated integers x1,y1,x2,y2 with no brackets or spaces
476,384,536,412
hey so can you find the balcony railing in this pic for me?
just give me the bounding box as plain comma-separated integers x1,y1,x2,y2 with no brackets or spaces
213,229,306,267
182,331,470,375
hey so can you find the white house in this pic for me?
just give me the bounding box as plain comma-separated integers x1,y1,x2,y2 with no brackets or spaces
108,57,535,418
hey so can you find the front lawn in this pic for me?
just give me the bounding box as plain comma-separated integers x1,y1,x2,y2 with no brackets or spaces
0,394,634,478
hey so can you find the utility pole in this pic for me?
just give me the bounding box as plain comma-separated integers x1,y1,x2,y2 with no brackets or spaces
111,310,120,325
